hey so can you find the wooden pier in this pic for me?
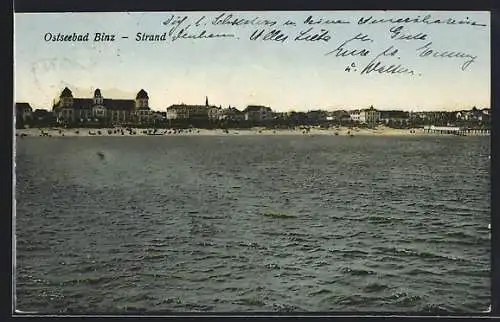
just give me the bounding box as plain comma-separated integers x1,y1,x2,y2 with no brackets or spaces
423,125,490,136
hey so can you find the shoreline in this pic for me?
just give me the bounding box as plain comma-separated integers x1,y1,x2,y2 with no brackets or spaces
15,127,490,138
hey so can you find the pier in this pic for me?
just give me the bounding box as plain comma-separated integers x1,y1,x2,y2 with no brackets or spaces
423,125,490,136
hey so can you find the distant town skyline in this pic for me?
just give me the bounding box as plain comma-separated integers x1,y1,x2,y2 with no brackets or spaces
14,11,490,112
15,85,489,113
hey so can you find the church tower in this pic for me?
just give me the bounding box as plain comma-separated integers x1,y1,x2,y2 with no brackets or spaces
205,96,209,107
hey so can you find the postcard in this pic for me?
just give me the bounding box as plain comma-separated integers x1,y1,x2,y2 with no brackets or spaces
13,10,491,315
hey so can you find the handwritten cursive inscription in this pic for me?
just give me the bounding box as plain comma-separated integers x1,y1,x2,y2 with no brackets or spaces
249,29,288,42
294,28,332,42
324,33,372,57
358,14,487,27
39,12,486,78
303,15,350,25
360,46,417,76
416,42,477,71
212,13,278,27
389,26,428,41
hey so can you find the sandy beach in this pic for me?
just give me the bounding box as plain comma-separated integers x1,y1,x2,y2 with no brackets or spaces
15,126,489,138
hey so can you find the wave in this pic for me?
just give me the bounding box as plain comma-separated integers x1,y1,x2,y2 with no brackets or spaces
324,294,377,306
311,260,329,268
143,252,168,260
261,212,297,218
363,282,390,293
271,303,302,312
308,288,333,297
264,263,281,270
367,215,405,224
57,275,119,286
374,246,470,263
402,267,444,277
418,303,455,314
395,295,422,306
340,267,376,276
444,268,489,277
444,231,489,244
235,297,267,307
328,248,370,258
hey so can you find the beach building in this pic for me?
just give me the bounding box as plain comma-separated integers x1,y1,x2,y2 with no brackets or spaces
134,89,153,124
359,105,381,126
379,110,409,126
166,96,227,122
287,111,308,125
456,107,489,123
32,109,51,121
208,103,228,121
243,105,273,123
15,102,33,128
349,109,361,122
306,110,328,124
208,106,223,121
52,87,153,125
166,104,208,120
221,107,245,121
272,111,288,120
327,110,351,123
15,102,33,122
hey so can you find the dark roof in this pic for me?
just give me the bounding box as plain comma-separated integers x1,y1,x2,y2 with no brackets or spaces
103,99,135,111
222,107,243,115
72,98,93,109
307,110,327,115
54,98,135,111
379,110,409,118
167,104,208,110
94,88,102,97
136,89,148,99
244,105,272,112
16,103,32,111
60,87,73,98
33,109,50,116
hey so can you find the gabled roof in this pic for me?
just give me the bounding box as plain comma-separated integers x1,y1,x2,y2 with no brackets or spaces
15,102,32,111
224,107,243,114
60,87,73,98
136,89,148,99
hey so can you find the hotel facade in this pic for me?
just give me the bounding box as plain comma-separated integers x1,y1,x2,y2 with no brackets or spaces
52,87,153,125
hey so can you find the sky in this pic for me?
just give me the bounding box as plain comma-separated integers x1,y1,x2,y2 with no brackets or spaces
14,11,490,112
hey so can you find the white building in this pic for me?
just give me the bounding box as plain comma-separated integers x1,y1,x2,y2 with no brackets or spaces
360,105,380,125
349,109,361,122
